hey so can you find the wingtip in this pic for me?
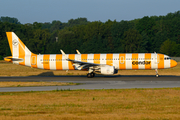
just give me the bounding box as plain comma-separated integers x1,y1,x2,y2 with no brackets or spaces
76,49,81,54
60,49,65,55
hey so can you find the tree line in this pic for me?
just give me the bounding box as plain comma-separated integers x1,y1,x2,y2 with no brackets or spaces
0,11,180,60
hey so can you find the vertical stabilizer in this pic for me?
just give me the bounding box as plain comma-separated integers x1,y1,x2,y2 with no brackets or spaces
6,32,32,57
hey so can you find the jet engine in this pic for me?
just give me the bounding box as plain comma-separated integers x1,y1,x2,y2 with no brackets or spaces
100,66,118,75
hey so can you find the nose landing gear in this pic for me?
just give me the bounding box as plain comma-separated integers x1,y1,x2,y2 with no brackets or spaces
155,69,159,78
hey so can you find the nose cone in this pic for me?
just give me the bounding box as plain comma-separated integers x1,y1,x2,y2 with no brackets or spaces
171,60,177,68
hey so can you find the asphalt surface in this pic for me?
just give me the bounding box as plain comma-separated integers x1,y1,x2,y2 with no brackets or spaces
0,75,180,92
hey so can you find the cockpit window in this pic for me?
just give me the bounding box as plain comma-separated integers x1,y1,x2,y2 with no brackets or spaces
164,57,171,60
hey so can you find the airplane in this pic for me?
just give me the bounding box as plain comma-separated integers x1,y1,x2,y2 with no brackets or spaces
4,32,178,78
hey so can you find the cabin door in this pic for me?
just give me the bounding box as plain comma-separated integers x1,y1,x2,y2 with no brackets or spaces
31,56,37,65
120,56,124,64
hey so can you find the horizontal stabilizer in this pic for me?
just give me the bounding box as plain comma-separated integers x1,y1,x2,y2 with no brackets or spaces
4,57,24,62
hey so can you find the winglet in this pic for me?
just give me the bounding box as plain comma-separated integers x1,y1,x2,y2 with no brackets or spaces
76,50,81,54
60,49,68,60
60,49,65,55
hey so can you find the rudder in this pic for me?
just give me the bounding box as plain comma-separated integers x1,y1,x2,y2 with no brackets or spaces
6,32,32,57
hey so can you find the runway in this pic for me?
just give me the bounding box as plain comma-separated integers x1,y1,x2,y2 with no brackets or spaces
0,75,180,92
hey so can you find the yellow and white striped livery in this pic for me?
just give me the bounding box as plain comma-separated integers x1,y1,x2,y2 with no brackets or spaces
4,32,177,78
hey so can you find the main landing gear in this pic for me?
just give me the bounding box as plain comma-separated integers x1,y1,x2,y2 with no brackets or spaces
87,68,95,78
155,69,159,78
87,72,95,78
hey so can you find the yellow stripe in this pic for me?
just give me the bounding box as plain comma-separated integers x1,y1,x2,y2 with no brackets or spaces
119,54,126,69
56,55,62,70
6,32,13,55
19,56,25,66
158,54,164,69
43,55,50,70
171,60,177,68
132,54,138,69
145,53,151,69
81,54,87,62
94,54,100,64
19,38,25,65
68,54,75,70
106,54,113,66
30,54,37,68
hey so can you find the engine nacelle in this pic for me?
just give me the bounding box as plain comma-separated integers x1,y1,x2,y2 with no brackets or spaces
100,66,118,75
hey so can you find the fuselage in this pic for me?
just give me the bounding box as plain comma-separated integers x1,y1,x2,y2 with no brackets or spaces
4,32,178,78
7,53,177,70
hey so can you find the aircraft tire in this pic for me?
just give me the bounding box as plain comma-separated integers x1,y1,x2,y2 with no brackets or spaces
91,73,95,77
87,73,93,78
156,74,159,78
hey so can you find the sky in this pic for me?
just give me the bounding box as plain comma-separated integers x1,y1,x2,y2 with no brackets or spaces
0,0,180,24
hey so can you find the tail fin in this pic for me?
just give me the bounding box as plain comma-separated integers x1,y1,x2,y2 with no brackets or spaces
6,32,32,57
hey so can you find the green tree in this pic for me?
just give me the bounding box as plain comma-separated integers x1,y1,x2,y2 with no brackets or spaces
0,16,20,24
111,20,132,53
50,20,63,32
31,29,50,54
33,22,42,29
68,18,88,27
136,16,155,38
124,29,142,53
160,39,176,56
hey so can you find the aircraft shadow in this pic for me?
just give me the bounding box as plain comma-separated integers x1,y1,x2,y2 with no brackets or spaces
37,72,55,76
31,72,180,78
97,75,180,78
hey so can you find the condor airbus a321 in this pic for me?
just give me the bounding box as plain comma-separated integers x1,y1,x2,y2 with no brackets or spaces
4,32,177,78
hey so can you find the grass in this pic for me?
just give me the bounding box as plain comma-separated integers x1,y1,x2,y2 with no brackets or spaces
0,88,180,119
0,82,78,87
0,60,180,76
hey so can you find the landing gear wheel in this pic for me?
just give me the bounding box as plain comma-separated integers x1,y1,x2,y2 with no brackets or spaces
87,73,92,78
155,69,159,78
91,73,95,77
156,74,159,78
87,73,95,78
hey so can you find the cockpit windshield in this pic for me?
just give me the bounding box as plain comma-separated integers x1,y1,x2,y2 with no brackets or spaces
164,57,171,60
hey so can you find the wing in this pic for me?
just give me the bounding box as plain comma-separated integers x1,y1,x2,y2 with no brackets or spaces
68,58,103,70
60,49,105,70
